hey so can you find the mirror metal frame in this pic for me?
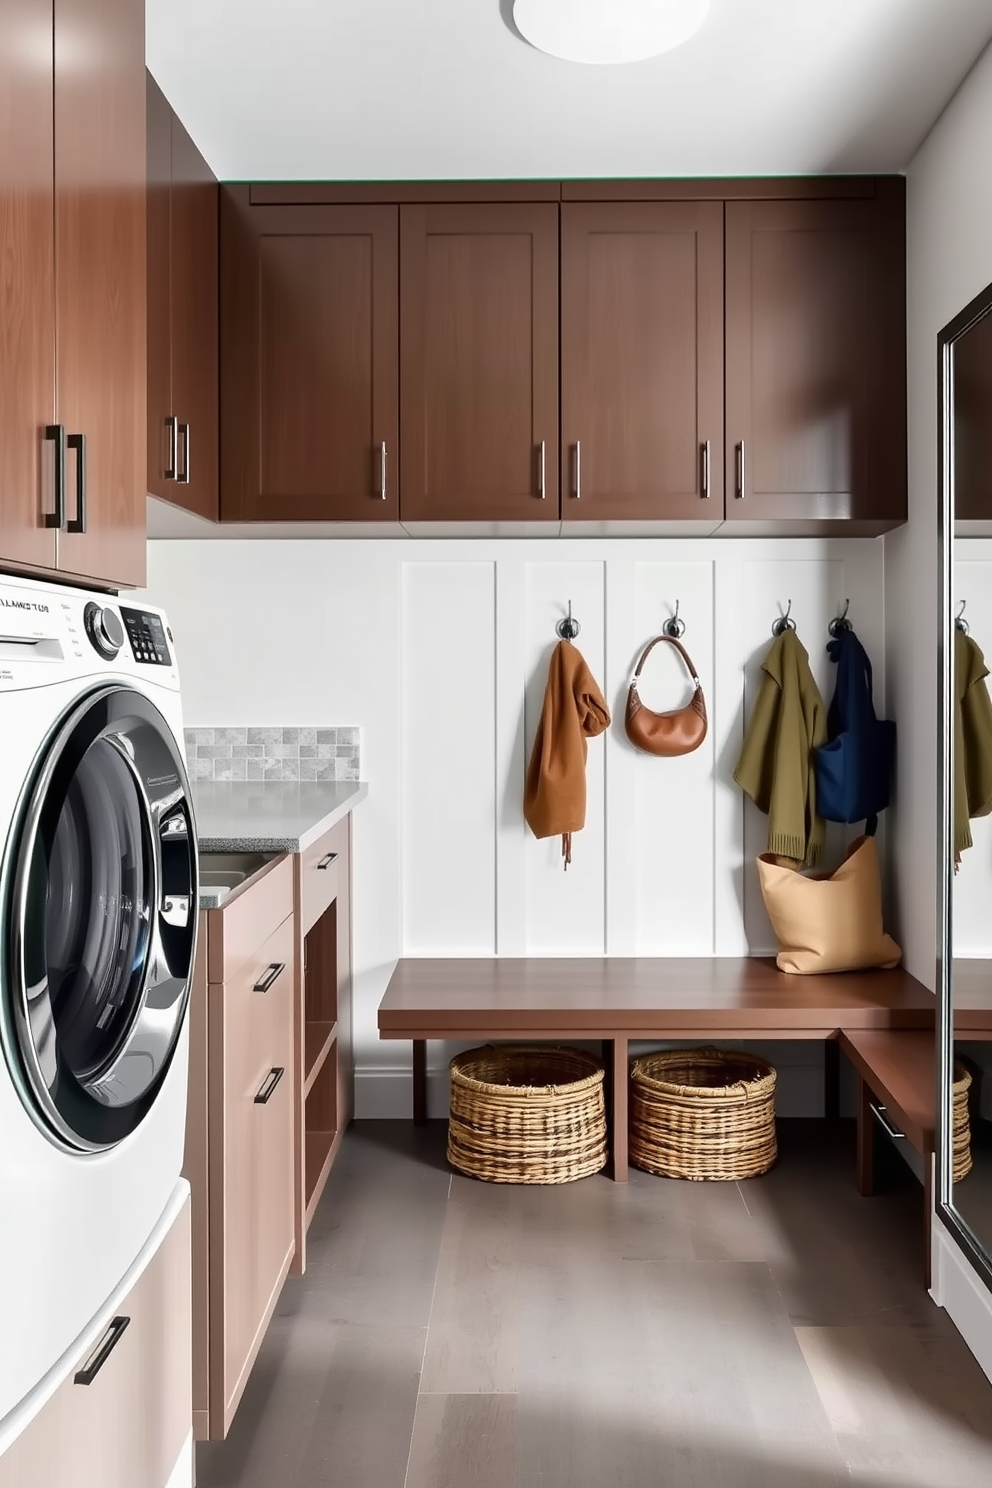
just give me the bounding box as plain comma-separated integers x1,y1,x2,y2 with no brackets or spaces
936,279,992,1286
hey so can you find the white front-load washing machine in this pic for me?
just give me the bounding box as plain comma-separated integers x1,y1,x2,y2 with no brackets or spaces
0,574,198,1428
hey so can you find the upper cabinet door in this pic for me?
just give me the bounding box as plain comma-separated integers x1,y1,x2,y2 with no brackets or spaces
55,0,147,588
170,109,219,521
146,72,174,504
724,194,906,530
954,307,992,526
561,202,724,526
0,0,57,572
399,203,559,524
221,192,399,522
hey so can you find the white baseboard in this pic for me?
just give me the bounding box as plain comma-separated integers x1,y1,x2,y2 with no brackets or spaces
932,1218,992,1385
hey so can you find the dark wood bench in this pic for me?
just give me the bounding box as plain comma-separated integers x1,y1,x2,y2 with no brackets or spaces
378,957,935,1181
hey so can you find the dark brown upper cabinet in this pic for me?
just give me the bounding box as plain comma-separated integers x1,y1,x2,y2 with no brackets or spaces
560,201,724,531
220,189,399,522
399,203,559,525
1,0,146,589
147,73,220,522
953,305,992,528
723,190,906,535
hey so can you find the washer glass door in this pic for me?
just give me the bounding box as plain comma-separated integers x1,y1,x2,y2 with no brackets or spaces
4,686,197,1151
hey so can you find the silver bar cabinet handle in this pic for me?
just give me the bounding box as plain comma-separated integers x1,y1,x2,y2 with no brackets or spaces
701,440,711,499
735,440,745,499
379,440,387,501
574,440,581,500
177,422,190,485
538,440,546,499
870,1103,906,1141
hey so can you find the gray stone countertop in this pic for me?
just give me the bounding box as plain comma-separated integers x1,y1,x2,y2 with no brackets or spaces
192,779,368,856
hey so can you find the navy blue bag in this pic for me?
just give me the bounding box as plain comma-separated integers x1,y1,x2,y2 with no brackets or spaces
813,627,895,832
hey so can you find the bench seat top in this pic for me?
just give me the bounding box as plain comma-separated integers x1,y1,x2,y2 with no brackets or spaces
378,957,935,1040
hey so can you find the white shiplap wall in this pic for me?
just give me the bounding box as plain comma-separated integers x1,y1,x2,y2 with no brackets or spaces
141,535,887,1115
954,540,992,954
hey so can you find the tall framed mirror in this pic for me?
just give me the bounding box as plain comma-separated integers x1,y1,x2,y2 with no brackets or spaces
938,280,992,1285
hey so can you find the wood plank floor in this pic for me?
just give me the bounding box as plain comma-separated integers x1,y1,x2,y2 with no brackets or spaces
196,1121,992,1488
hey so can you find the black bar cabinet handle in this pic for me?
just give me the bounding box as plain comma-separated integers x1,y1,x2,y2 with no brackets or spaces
164,415,178,481
316,852,338,871
74,1316,130,1386
253,962,285,994
66,433,87,533
45,425,66,529
254,1066,285,1104
177,421,190,484
870,1102,906,1141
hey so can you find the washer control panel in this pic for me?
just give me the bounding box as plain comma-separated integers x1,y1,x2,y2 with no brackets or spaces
119,606,173,667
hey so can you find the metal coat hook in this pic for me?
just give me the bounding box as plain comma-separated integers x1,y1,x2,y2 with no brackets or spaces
772,600,796,637
664,601,686,640
556,601,581,642
956,600,970,634
828,598,852,638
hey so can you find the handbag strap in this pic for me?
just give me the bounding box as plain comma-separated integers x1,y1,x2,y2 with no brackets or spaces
631,634,701,689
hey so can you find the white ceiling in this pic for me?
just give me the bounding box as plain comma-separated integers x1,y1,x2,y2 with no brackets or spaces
147,0,992,181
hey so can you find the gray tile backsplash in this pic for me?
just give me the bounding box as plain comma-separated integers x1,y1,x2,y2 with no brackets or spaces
184,726,362,783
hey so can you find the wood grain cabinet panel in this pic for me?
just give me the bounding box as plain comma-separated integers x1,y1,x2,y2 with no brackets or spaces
724,192,906,531
146,72,174,503
54,0,146,588
170,107,219,519
147,72,219,520
221,190,399,521
209,912,295,1437
0,1195,191,1488
0,0,58,571
399,202,559,523
954,307,992,525
560,201,724,527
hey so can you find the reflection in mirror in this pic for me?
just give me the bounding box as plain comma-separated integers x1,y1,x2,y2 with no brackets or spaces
944,283,992,1272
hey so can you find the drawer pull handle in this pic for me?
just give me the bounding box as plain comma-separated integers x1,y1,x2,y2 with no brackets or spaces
316,852,338,871
74,1316,130,1386
253,962,285,994
255,1066,285,1104
870,1102,906,1141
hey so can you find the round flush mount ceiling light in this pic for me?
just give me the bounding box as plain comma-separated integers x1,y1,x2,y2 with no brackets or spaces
512,0,710,65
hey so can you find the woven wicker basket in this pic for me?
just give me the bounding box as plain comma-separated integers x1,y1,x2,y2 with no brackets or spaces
447,1044,607,1184
630,1047,777,1181
953,1062,973,1184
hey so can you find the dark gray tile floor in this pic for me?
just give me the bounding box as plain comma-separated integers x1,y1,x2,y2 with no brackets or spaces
196,1120,992,1488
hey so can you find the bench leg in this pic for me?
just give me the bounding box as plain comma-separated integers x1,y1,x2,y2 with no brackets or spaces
824,1037,841,1123
602,1037,629,1183
856,1075,876,1196
412,1039,428,1126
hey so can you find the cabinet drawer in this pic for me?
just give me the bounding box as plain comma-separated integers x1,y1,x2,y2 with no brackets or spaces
210,911,295,1435
206,853,294,983
0,1195,191,1488
301,825,343,935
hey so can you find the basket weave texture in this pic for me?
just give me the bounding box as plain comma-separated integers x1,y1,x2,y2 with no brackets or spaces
953,1062,973,1184
447,1044,607,1184
630,1046,777,1181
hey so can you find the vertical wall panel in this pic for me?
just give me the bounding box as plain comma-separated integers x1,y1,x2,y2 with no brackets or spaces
523,561,607,953
401,561,497,952
622,562,716,954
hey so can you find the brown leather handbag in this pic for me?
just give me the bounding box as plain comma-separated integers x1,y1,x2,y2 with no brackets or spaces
625,635,708,756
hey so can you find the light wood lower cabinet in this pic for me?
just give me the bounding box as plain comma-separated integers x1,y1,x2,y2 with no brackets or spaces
185,854,297,1441
0,1193,191,1488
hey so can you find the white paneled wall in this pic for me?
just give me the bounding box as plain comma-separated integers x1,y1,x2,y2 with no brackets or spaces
954,541,992,954
142,535,887,1115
